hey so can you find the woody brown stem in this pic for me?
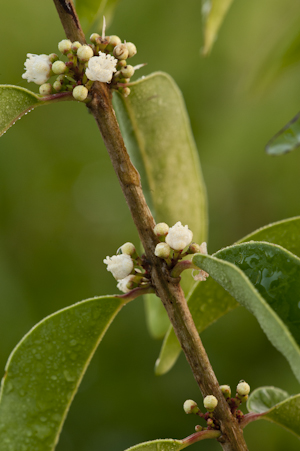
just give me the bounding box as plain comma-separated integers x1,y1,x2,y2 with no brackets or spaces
52,2,248,450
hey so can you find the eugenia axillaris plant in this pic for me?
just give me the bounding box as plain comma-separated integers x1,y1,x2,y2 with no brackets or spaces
1,1,300,450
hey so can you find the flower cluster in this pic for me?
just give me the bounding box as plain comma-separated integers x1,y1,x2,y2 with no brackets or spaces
183,395,220,431
22,18,141,100
153,221,209,282
104,242,152,294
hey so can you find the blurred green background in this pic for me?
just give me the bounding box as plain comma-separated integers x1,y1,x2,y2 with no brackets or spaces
1,0,300,449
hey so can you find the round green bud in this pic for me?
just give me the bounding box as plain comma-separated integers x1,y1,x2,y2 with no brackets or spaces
121,87,131,97
53,80,63,91
220,385,231,399
52,60,67,75
113,44,129,60
207,418,214,426
49,53,59,63
237,381,250,396
39,83,52,96
183,399,199,415
90,33,100,44
187,242,202,254
240,394,248,403
155,242,171,259
109,35,122,47
71,41,82,53
126,42,137,58
118,242,136,256
58,39,72,54
203,395,218,411
195,425,203,432
121,65,135,78
153,222,169,238
72,85,88,101
117,60,127,69
77,45,94,62
56,74,65,83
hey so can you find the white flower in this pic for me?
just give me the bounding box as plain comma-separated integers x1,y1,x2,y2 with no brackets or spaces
86,51,117,83
117,275,135,293
103,254,133,280
22,54,52,85
165,221,193,251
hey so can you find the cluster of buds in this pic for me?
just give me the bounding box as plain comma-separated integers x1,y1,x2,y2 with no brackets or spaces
183,395,220,431
220,380,251,422
153,221,209,281
104,242,152,294
22,18,141,101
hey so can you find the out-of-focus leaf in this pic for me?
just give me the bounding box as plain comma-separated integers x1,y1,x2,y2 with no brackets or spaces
247,387,300,438
0,295,125,451
201,0,234,55
113,72,207,338
74,0,120,33
0,85,41,137
266,110,300,155
193,242,300,384
156,216,300,375
124,439,186,451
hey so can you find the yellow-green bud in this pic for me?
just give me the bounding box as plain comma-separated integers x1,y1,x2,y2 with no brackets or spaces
52,61,67,75
203,395,218,411
77,45,94,62
53,80,63,91
237,381,250,397
72,41,82,53
109,35,122,47
195,425,203,432
220,385,231,399
155,243,171,259
113,44,129,60
153,222,169,238
118,242,136,256
121,65,135,78
58,39,72,54
187,242,202,254
72,85,88,101
126,42,137,58
121,87,131,97
240,395,248,403
183,399,199,415
39,83,52,96
90,33,100,44
49,53,59,63
117,60,127,69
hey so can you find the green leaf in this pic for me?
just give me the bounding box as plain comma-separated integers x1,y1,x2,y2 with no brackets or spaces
124,439,186,451
74,0,120,34
193,242,300,384
156,216,300,375
113,72,207,338
0,295,125,451
202,0,234,55
0,85,41,137
266,110,300,155
247,387,300,438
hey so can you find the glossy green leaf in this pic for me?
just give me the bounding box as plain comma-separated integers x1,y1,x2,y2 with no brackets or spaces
247,387,300,438
156,216,300,375
202,0,234,55
0,295,125,451
113,72,207,338
0,85,41,137
266,110,300,155
193,242,300,383
124,439,186,451
74,0,120,33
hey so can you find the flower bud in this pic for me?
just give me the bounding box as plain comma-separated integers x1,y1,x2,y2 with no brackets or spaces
121,65,135,78
195,425,203,432
109,35,122,47
237,381,250,397
90,33,100,44
121,87,131,97
155,243,171,259
53,80,63,92
49,53,59,63
113,44,129,60
72,85,88,101
52,60,67,75
153,222,169,238
117,275,136,293
203,395,218,411
39,83,52,95
118,242,136,256
77,45,94,62
183,399,199,415
220,385,231,399
58,39,72,54
126,42,137,58
117,60,127,69
187,242,202,254
71,41,82,53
